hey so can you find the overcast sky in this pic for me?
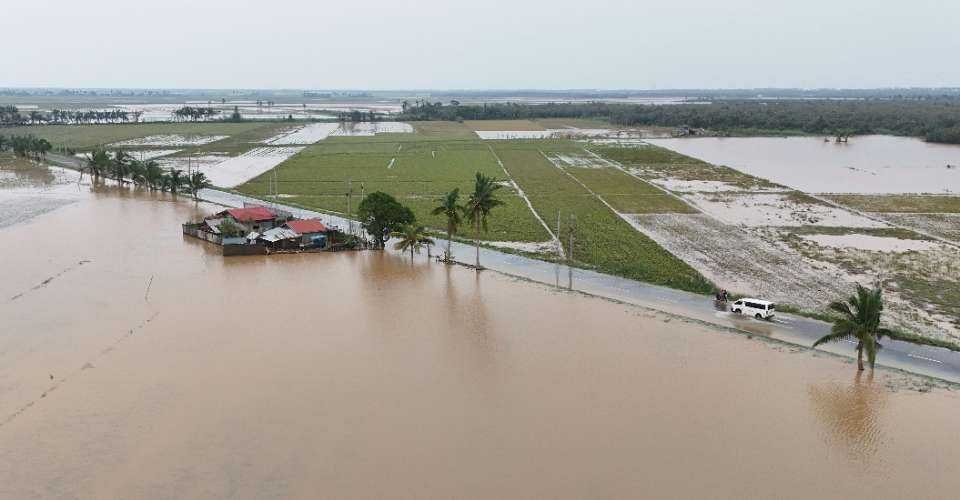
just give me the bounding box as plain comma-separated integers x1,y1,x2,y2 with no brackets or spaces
4,0,959,89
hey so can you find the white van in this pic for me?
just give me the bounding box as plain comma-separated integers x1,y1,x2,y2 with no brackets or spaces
731,298,775,320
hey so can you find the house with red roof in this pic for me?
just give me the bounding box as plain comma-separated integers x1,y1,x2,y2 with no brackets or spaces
208,206,290,233
283,218,333,247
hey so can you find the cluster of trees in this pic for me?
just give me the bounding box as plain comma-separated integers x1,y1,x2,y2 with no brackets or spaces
173,106,220,122
48,109,139,124
1,106,146,125
398,99,960,144
0,134,52,159
84,149,211,198
358,172,504,268
336,110,380,122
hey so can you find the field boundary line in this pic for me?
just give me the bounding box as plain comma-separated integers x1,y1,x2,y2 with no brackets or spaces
488,145,564,258
580,147,701,213
540,150,658,235
805,193,960,249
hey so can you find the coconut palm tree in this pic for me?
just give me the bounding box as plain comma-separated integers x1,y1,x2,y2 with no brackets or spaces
144,161,164,190
431,188,462,262
110,150,131,184
167,169,186,194
393,224,434,261
187,171,212,200
463,172,503,269
86,148,110,179
813,284,893,371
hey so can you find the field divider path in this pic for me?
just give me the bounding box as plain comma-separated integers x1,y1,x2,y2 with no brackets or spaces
805,193,960,250
580,146,700,213
539,149,667,239
488,145,564,258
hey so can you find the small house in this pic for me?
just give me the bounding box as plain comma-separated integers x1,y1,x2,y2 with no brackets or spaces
284,218,332,248
210,206,284,233
257,227,301,250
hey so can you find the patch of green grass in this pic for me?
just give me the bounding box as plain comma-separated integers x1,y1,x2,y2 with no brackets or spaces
492,144,713,293
409,121,478,139
0,151,37,170
826,194,960,213
238,138,550,242
549,157,696,214
780,225,930,240
5,122,289,151
465,120,546,131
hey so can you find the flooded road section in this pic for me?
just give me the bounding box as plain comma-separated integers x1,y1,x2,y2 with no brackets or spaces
2,169,960,498
647,135,960,194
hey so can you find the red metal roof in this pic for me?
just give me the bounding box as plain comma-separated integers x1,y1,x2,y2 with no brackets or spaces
285,218,329,234
226,207,275,222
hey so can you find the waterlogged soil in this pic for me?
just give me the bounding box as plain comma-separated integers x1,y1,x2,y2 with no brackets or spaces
3,171,960,498
647,136,960,194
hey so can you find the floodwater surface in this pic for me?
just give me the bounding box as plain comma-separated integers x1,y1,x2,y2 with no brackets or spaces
2,168,960,499
648,135,960,194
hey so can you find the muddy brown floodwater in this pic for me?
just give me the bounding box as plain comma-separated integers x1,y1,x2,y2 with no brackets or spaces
2,168,960,499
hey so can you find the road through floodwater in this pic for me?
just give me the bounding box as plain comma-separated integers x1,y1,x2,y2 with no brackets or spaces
2,167,960,499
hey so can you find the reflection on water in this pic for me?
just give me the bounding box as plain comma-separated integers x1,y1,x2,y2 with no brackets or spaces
2,175,960,498
648,135,960,194
808,371,887,466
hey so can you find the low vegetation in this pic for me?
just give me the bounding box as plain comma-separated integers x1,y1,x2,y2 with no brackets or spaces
826,194,960,213
398,99,960,144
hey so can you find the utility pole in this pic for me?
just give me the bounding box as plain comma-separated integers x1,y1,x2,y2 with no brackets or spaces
568,213,576,290
346,179,353,235
556,208,562,257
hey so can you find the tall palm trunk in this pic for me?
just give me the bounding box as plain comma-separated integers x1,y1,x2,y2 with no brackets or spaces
857,343,864,371
446,223,453,261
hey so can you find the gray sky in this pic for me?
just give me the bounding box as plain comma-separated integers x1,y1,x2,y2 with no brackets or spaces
4,0,959,89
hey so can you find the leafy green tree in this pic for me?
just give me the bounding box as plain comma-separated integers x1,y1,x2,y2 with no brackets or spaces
144,161,164,190
813,284,894,371
357,191,415,249
431,188,462,262
393,224,434,260
463,173,504,269
167,169,186,194
86,148,110,178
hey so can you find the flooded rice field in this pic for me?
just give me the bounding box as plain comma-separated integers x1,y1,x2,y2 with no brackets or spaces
647,135,960,194
3,167,960,498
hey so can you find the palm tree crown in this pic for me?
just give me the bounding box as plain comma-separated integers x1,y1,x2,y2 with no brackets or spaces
393,224,434,260
463,172,504,269
431,188,462,262
813,284,893,371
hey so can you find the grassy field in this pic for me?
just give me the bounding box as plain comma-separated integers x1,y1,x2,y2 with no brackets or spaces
2,122,291,151
541,149,696,214
464,120,544,131
238,136,551,242
491,141,713,292
825,194,960,213
0,151,37,170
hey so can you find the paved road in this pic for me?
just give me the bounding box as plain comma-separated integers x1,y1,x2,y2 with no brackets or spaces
204,189,960,384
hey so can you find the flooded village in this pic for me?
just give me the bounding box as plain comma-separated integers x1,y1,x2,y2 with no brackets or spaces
3,6,960,488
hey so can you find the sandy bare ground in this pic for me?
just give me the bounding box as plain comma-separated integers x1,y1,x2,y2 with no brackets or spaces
682,192,886,228
263,123,341,145
871,213,960,244
111,135,228,147
194,147,304,188
626,213,850,304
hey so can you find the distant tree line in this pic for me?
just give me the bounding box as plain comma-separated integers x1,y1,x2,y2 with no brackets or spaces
173,106,220,122
1,106,146,125
0,134,53,159
398,99,960,144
